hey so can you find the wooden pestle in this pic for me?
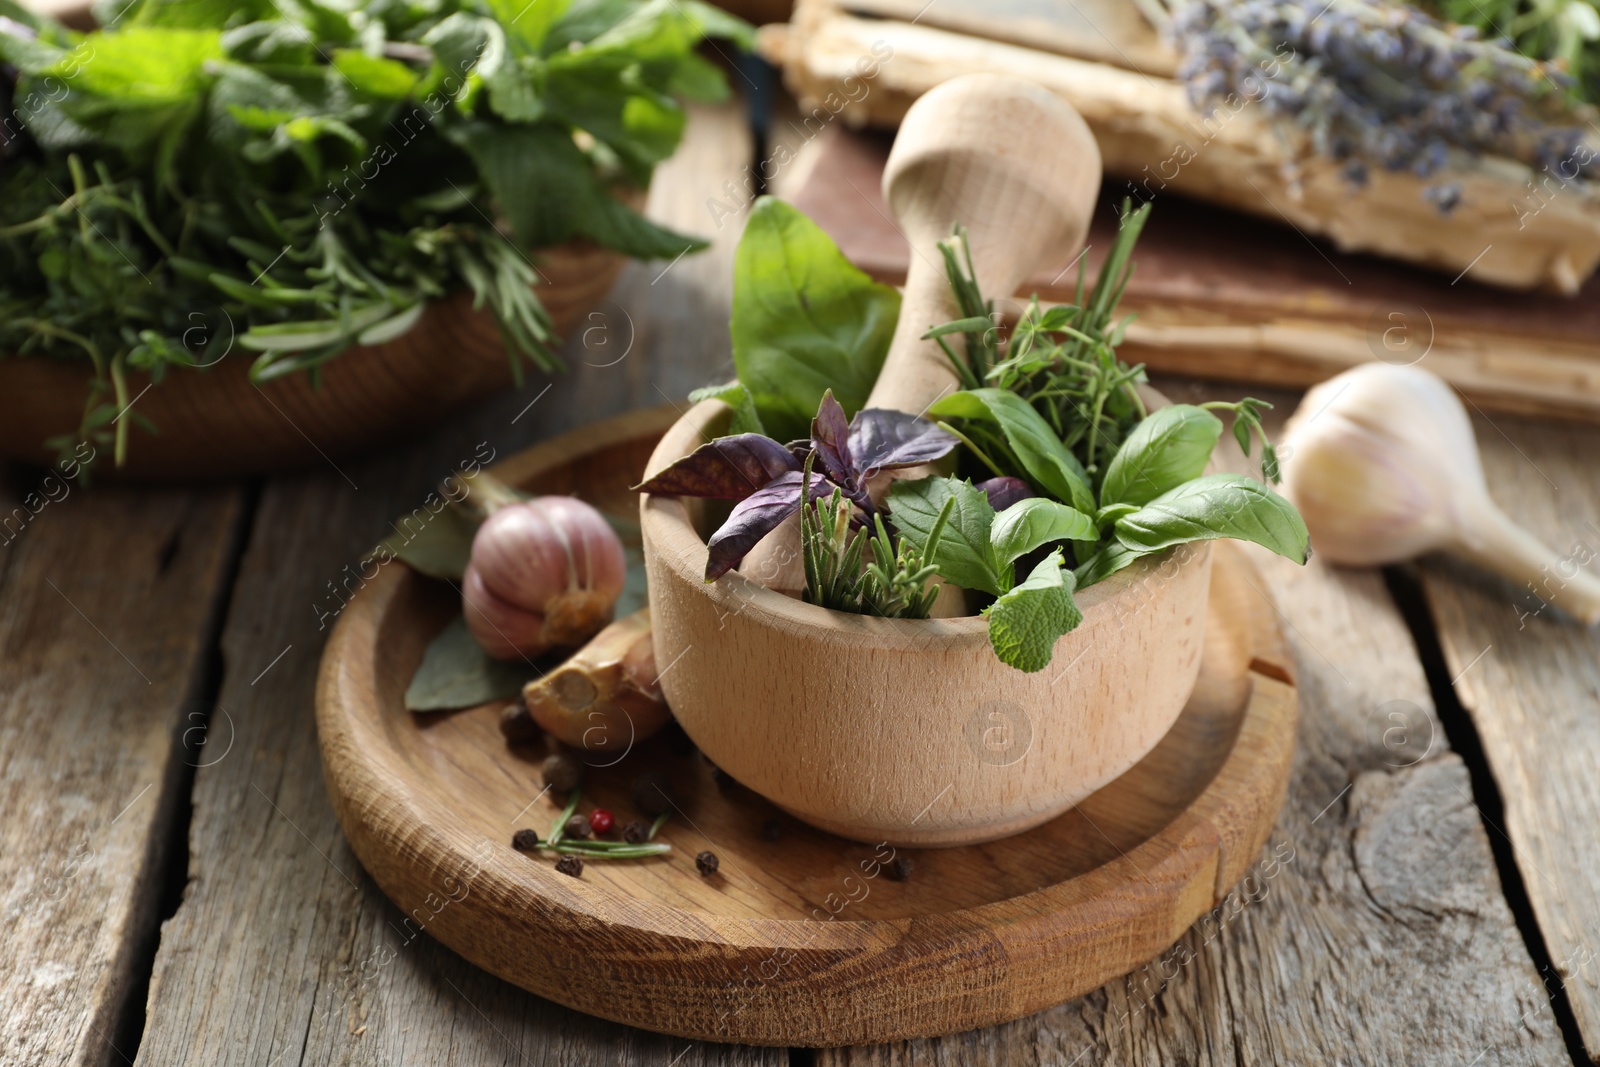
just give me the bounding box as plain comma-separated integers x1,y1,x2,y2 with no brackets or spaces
739,74,1103,602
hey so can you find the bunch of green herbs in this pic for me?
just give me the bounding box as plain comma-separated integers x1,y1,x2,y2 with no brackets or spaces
0,0,751,466
644,196,1309,672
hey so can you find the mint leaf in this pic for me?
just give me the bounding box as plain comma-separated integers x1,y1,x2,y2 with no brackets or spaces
581,191,707,260
990,498,1097,566
330,49,419,99
486,0,573,51
1115,473,1310,562
545,50,688,176
49,27,220,102
730,197,901,442
928,388,1095,513
422,12,497,76
887,476,1008,597
677,0,759,50
984,551,1083,672
688,380,765,435
442,122,704,258
1098,404,1223,507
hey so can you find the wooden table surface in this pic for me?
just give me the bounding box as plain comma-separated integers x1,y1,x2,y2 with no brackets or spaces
8,86,1600,1067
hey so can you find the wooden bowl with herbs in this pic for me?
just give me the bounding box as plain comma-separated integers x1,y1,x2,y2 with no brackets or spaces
643,396,1215,846
637,76,1310,847
0,0,752,479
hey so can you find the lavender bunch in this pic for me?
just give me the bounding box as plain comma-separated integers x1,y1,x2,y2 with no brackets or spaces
1158,0,1596,208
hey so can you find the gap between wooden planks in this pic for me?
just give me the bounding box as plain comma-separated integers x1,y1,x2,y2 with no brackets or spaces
1416,411,1600,1061
0,474,245,1067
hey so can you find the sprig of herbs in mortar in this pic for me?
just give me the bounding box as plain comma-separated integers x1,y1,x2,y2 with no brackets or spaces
637,197,1310,672
0,0,751,467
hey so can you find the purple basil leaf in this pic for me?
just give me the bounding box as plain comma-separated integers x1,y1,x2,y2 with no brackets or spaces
635,433,800,500
978,476,1036,512
849,408,959,476
811,390,854,486
705,471,834,580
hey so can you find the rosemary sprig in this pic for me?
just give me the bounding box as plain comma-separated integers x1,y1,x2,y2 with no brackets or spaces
800,456,870,612
860,504,952,619
538,783,672,859
799,451,953,618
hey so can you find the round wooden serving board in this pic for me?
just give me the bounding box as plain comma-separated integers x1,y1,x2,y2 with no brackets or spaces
316,406,1299,1047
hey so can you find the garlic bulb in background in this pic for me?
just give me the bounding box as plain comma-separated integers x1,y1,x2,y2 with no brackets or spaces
1281,363,1600,625
463,496,627,659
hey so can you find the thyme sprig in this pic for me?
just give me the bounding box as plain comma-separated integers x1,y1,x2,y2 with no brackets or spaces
924,201,1154,476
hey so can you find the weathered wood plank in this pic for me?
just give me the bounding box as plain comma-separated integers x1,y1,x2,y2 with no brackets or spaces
0,472,244,1067
134,100,783,1066
1417,410,1600,1058
820,382,1572,1066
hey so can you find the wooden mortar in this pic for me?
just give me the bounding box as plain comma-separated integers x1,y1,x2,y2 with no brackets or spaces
640,74,1213,846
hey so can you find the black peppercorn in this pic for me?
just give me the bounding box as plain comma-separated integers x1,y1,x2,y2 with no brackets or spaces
695,850,720,877
499,701,540,744
632,771,674,817
511,828,540,851
555,854,584,878
887,857,913,882
622,820,650,844
542,752,582,793
564,814,592,840
761,818,783,843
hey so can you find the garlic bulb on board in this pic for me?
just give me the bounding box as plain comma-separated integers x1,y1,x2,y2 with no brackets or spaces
1281,362,1600,625
463,496,627,659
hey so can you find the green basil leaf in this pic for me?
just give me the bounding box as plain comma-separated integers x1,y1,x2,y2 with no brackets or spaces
887,476,1008,597
990,498,1097,566
983,550,1083,673
730,197,901,443
1073,541,1148,587
1094,502,1138,527
1114,473,1310,562
687,380,765,436
1098,404,1223,507
927,388,1094,513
